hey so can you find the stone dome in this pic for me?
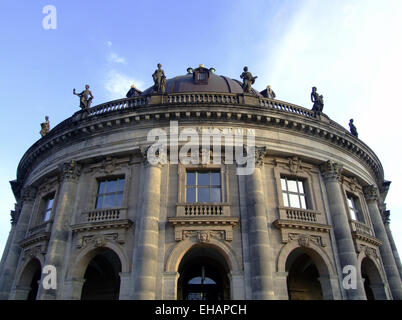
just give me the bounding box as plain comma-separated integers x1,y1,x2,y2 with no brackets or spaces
141,66,262,96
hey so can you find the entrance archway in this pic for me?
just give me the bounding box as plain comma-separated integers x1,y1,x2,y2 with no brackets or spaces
17,258,42,300
177,245,230,300
80,248,122,300
361,257,387,300
286,249,323,300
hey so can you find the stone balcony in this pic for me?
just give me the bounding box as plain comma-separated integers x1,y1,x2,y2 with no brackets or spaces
20,221,53,248
273,207,332,245
168,203,238,242
72,207,133,233
350,219,382,247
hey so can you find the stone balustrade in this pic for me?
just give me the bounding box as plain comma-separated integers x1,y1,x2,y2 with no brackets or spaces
27,221,52,237
350,220,374,237
278,207,320,223
81,208,126,223
176,203,230,217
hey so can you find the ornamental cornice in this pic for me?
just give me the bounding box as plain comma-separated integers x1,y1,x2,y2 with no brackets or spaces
16,98,384,187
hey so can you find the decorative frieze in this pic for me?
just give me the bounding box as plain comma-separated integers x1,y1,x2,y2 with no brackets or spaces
76,232,125,249
181,230,226,242
287,233,327,248
356,243,379,259
85,156,130,175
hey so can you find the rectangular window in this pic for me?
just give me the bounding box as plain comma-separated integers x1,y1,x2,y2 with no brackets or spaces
95,177,125,209
42,195,54,222
281,177,308,209
186,170,221,203
347,195,361,221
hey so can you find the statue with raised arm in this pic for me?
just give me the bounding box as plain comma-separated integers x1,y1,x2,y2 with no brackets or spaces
349,119,358,138
311,86,324,113
40,116,50,137
73,84,94,109
240,66,257,94
152,63,166,94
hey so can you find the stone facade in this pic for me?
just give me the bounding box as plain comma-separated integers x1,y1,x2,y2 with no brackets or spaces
0,70,401,300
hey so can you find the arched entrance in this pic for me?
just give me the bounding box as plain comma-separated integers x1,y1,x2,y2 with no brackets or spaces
286,249,323,300
17,258,42,300
177,245,230,300
361,257,387,300
80,248,122,300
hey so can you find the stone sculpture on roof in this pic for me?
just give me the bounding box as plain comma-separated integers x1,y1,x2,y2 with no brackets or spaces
73,84,94,109
240,66,257,94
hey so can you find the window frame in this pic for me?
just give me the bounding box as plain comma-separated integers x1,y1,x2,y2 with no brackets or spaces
41,194,55,223
94,176,125,209
185,170,222,203
346,193,362,222
280,176,309,209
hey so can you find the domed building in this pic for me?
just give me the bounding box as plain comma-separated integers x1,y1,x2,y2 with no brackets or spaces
0,64,401,300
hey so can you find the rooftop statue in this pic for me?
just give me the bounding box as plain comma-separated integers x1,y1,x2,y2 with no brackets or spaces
152,63,166,94
73,84,94,110
261,85,276,99
311,86,324,113
349,119,358,138
126,84,142,98
240,66,257,94
40,116,50,137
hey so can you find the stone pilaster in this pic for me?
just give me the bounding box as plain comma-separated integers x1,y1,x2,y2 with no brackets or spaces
244,146,275,299
363,185,402,299
0,186,37,299
383,211,402,280
37,160,81,300
320,160,366,300
132,155,163,299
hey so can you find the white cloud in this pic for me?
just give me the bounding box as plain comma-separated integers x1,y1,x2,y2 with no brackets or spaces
104,70,145,100
106,40,112,47
108,52,126,64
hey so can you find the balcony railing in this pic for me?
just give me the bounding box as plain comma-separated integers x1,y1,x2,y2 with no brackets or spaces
278,207,320,223
27,221,52,237
176,203,230,217
350,220,374,237
80,208,127,224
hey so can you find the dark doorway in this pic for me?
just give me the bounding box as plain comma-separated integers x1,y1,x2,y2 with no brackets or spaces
286,251,323,300
81,249,121,300
178,245,230,300
20,259,42,300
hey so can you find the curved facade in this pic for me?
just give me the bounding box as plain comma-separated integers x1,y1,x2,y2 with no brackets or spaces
1,66,401,300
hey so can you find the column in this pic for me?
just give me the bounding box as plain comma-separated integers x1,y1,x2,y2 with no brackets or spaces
132,161,163,299
118,272,132,300
62,278,85,300
162,272,180,300
0,186,37,299
320,160,366,300
37,160,81,300
245,147,275,299
363,185,402,300
383,211,402,280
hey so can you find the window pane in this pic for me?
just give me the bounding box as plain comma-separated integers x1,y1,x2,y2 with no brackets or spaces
98,181,106,194
198,188,210,202
187,172,196,186
300,196,307,209
44,210,51,222
287,180,298,193
188,277,202,284
281,178,287,191
298,181,304,193
95,196,103,209
186,188,196,202
347,198,354,208
198,173,209,186
106,180,117,193
282,193,289,207
114,193,123,207
211,172,221,186
349,208,357,220
103,195,115,208
117,178,125,192
46,198,54,210
289,193,300,208
210,188,221,202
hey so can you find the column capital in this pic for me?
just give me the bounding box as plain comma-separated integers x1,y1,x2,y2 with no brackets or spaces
20,185,37,202
140,145,167,168
383,210,391,225
320,160,343,181
59,160,81,182
238,145,266,168
363,184,379,201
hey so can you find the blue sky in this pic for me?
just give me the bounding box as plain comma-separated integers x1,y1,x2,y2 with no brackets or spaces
0,0,402,261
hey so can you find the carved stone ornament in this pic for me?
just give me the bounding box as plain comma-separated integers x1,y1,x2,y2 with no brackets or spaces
23,244,46,261
240,145,267,168
348,177,359,193
320,160,343,181
288,156,303,174
76,233,120,249
383,210,390,225
288,233,326,248
20,186,37,203
358,244,378,259
140,145,167,167
60,160,81,182
181,230,226,243
363,185,379,201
